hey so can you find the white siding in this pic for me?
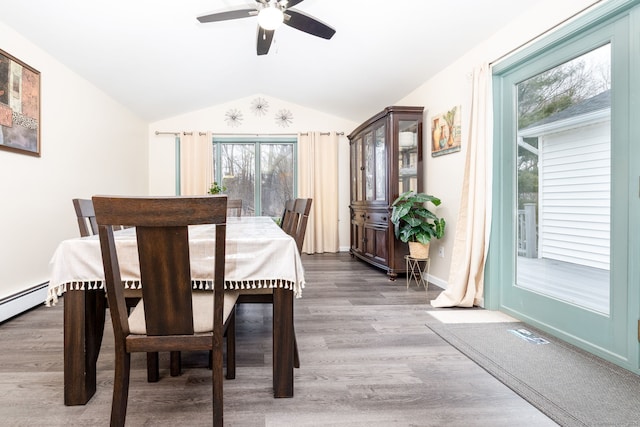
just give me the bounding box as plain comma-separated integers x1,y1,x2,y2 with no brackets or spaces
539,122,610,270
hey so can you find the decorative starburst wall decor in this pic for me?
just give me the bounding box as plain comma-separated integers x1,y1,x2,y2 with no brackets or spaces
275,109,293,127
250,97,269,116
224,108,243,127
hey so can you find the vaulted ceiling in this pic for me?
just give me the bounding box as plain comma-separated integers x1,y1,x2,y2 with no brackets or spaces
0,0,544,122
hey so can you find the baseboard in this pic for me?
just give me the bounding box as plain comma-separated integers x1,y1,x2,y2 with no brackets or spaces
0,283,48,323
427,274,447,290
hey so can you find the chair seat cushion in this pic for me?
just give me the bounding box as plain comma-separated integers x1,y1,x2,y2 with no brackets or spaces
128,290,239,335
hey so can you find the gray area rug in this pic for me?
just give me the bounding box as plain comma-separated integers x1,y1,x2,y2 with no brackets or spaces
425,318,640,427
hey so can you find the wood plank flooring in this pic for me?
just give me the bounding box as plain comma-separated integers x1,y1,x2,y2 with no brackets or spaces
0,253,556,426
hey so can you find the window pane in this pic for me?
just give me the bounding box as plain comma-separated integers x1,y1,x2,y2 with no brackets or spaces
221,143,255,215
261,144,294,217
212,143,217,189
516,44,611,314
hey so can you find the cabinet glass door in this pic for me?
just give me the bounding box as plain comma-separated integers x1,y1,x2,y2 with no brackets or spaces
354,137,363,201
365,131,375,200
375,125,386,201
350,138,359,201
398,120,419,195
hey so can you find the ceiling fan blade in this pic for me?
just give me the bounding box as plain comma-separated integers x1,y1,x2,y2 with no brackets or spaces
284,9,336,40
197,8,256,23
285,0,305,7
257,27,275,55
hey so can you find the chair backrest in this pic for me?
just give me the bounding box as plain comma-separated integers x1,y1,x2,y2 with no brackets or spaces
283,198,312,253
73,198,126,237
72,198,98,237
93,195,228,339
280,199,296,231
226,199,242,218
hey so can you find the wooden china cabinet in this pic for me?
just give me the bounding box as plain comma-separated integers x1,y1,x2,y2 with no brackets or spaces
348,106,424,279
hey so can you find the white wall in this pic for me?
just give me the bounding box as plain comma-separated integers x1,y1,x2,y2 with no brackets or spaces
0,0,603,304
148,94,358,250
396,0,601,288
0,21,148,301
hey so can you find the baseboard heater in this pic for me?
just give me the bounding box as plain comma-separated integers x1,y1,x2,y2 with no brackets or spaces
0,283,49,324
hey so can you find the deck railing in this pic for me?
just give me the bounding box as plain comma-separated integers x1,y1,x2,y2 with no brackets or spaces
517,203,537,258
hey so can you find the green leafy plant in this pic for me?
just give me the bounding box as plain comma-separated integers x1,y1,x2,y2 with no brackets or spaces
390,191,446,244
208,181,226,195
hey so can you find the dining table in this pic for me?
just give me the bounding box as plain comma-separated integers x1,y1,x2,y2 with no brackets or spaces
46,216,305,406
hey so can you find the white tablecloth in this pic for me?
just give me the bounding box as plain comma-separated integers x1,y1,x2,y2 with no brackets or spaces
47,216,305,305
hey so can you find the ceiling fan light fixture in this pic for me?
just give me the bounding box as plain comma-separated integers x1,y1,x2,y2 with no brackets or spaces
257,5,284,30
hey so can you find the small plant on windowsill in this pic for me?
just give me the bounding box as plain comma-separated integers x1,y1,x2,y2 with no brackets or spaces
390,190,446,259
208,182,226,195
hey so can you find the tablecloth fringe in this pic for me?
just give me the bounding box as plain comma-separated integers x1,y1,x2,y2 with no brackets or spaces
46,278,303,306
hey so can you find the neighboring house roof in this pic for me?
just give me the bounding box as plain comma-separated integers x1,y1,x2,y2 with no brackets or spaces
519,89,611,137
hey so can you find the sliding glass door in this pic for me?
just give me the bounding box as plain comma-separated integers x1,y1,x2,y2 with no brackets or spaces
213,137,296,217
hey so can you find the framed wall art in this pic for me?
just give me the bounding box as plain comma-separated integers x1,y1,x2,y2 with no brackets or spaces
431,105,461,157
0,48,40,157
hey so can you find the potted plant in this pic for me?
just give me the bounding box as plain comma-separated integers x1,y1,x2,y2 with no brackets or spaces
390,190,446,259
208,181,226,195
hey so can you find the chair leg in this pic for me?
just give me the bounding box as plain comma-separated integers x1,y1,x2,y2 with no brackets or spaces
147,352,159,382
225,310,236,380
212,341,224,426
170,351,181,377
293,330,300,369
110,350,131,427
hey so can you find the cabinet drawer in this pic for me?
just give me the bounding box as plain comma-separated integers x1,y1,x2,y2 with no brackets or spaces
350,209,366,223
365,211,389,225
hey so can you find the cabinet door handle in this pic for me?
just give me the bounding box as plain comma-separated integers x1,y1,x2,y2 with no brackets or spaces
360,166,365,170
382,217,387,221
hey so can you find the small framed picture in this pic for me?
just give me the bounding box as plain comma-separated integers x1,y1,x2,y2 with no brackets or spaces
0,48,41,157
431,106,461,157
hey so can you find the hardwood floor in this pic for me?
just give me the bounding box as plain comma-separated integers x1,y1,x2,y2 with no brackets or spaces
0,253,556,426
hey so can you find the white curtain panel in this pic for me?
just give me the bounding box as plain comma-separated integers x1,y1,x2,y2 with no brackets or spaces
180,131,213,196
297,131,340,254
431,63,493,308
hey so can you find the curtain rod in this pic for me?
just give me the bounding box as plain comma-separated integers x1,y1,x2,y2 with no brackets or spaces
155,131,199,136
299,131,345,136
155,131,345,137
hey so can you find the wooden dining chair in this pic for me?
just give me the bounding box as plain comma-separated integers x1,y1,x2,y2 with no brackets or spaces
73,198,154,376
226,199,243,217
72,198,99,237
73,199,141,310
285,198,313,254
280,198,295,229
238,197,312,368
93,195,237,427
73,198,127,236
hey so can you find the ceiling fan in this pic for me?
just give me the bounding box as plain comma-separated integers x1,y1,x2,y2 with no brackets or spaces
197,0,336,55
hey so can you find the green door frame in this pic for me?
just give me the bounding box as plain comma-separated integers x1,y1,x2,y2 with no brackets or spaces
487,0,640,373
